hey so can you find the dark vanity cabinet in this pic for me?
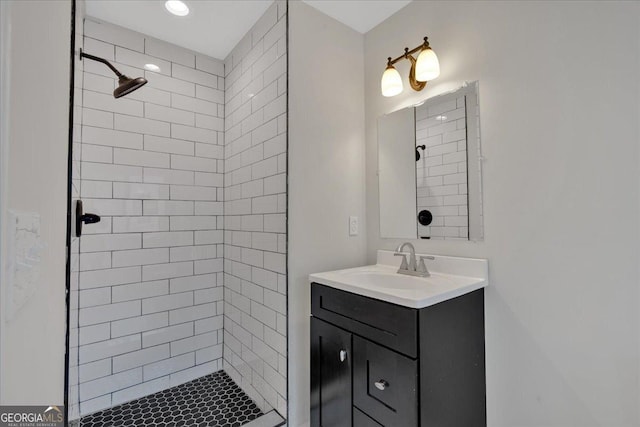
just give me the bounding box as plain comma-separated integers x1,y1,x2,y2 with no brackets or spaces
310,283,486,427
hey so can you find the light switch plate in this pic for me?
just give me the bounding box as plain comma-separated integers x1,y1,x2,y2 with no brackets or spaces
349,216,358,236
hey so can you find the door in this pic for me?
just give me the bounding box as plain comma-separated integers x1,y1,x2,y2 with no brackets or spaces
311,317,352,427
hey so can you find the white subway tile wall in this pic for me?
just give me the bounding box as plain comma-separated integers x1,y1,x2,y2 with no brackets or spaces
223,1,288,416
74,19,225,417
415,96,469,240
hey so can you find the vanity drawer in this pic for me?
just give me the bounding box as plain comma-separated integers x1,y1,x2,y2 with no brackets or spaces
353,336,418,426
353,407,383,427
311,283,418,357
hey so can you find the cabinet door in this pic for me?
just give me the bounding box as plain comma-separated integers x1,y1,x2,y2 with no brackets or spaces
311,317,352,427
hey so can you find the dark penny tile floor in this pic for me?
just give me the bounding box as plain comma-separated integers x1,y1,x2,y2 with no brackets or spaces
75,371,262,427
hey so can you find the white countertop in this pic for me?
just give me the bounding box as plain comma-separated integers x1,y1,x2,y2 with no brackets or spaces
309,250,488,309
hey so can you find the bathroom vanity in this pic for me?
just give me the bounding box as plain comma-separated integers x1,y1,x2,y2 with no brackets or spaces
309,251,488,427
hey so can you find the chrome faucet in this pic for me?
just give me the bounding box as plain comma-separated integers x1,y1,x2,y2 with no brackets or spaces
394,242,434,277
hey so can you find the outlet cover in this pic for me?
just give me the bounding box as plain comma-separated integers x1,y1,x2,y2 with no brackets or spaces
349,216,358,236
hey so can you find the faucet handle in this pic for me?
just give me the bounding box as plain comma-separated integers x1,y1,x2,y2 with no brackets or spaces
394,253,409,270
417,255,434,277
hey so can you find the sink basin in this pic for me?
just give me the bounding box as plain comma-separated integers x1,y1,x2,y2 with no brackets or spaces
341,270,453,290
309,251,488,308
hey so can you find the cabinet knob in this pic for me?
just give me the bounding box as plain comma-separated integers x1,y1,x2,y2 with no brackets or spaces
339,350,347,362
374,379,389,391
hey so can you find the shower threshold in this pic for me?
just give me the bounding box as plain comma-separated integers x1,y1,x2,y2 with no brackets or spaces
72,370,284,427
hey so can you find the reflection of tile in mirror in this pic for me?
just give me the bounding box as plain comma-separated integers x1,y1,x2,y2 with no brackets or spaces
415,96,469,240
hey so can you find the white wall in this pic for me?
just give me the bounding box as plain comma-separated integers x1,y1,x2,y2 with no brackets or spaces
0,0,71,405
364,1,640,425
288,2,367,425
0,0,7,405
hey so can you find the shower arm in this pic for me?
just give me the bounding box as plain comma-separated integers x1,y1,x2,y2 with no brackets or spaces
79,49,124,78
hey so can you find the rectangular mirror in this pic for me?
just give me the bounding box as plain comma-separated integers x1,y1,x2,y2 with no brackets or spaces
378,82,484,241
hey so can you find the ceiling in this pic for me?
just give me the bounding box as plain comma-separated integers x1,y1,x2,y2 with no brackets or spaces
85,0,411,60
302,0,412,34
85,0,275,60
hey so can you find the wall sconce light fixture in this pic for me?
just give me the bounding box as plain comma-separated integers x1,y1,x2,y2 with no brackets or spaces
381,36,440,97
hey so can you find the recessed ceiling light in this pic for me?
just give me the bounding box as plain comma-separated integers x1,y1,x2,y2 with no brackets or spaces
144,63,161,72
436,115,448,121
165,0,189,17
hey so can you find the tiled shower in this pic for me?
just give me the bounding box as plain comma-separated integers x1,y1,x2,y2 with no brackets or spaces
68,1,287,424
415,94,468,240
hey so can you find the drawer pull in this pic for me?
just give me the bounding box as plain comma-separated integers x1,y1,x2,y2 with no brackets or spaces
374,380,389,391
339,350,347,362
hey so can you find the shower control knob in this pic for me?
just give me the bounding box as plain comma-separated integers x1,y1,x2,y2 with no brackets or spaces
76,200,101,237
339,350,347,362
418,210,433,226
81,213,101,224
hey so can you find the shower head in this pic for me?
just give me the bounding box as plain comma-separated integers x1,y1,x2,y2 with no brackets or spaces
80,49,147,98
114,75,148,98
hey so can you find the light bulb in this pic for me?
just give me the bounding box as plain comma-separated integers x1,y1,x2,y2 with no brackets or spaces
144,63,161,72
165,0,189,16
415,48,440,82
381,65,403,97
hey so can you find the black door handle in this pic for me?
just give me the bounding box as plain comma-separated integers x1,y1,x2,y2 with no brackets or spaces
76,200,101,237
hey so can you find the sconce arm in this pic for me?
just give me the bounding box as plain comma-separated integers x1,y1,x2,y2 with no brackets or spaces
387,37,431,66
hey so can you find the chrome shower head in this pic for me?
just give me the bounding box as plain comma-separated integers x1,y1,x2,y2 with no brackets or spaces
80,49,147,98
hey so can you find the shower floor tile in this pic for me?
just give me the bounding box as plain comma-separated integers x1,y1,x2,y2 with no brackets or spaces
76,370,262,427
